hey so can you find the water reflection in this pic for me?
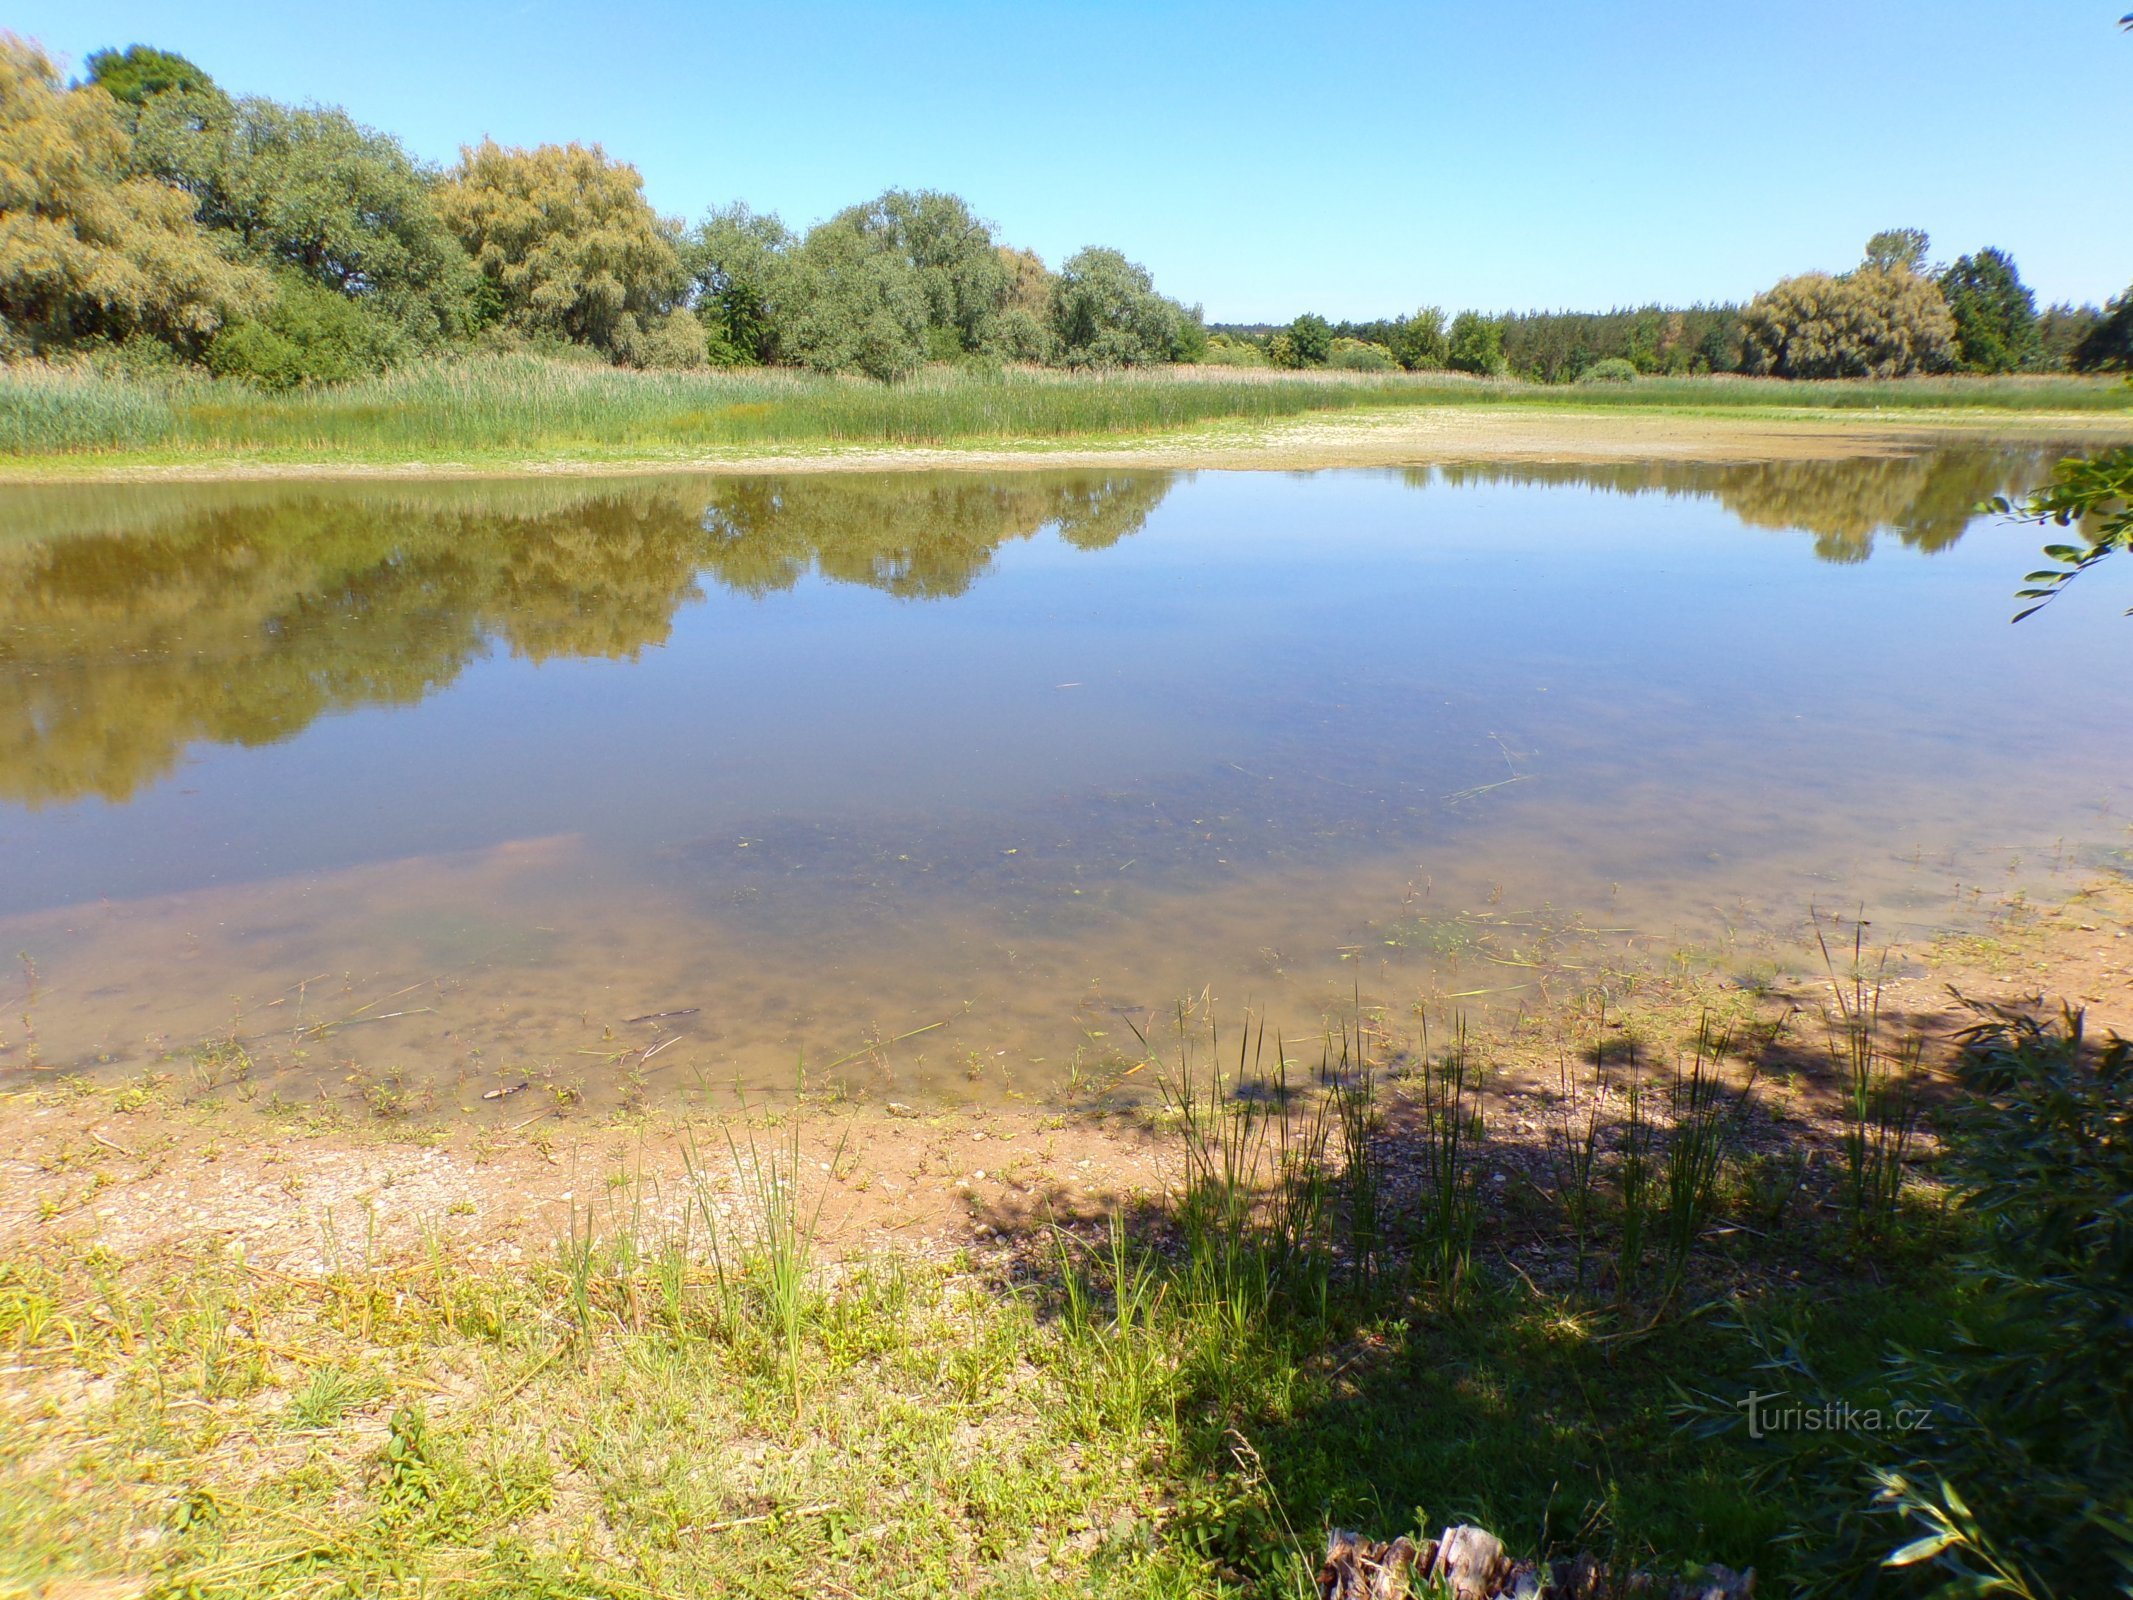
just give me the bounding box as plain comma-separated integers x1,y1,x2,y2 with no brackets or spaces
1427,443,2064,563
0,472,1171,805
0,447,2072,810
2,445,2126,1107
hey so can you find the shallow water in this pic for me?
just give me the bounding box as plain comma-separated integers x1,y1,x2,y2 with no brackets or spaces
2,449,2128,1112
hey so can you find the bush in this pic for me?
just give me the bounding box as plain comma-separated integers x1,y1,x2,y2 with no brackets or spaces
1577,357,1637,384
1739,1001,2133,1596
1869,1003,2133,1594
1197,333,1267,368
1327,338,1396,372
206,275,407,388
622,309,709,370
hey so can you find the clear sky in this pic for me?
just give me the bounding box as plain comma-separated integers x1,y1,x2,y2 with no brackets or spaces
14,1,2132,323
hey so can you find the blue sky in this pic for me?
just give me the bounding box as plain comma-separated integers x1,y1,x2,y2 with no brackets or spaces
16,1,2132,322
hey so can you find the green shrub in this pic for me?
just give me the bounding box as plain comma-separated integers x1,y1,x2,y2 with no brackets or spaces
1742,1000,2133,1596
1577,357,1638,384
622,309,710,370
1327,338,1396,373
207,276,407,388
1199,333,1268,368
1860,1003,2133,1595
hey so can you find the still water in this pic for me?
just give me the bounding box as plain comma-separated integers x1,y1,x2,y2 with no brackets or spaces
2,449,2128,1110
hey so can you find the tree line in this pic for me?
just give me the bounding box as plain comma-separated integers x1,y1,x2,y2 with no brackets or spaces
4,36,2129,388
1215,228,2129,382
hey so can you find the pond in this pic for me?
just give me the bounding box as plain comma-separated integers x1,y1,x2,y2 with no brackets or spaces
2,447,2128,1113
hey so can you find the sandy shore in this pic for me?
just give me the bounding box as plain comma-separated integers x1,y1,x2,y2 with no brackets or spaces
6,878,2124,1271
10,404,2132,484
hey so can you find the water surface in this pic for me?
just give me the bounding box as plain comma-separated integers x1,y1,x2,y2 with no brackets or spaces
3,449,2127,1111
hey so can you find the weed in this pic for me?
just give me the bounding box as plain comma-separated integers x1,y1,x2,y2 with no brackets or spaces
1417,1023,1484,1305
1655,1015,1757,1309
289,1363,377,1428
1817,919,1924,1247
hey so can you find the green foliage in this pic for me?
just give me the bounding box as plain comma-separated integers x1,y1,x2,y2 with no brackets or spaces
2037,301,2103,371
207,272,408,387
619,308,708,370
1168,305,1210,364
1199,332,1268,367
2070,285,2133,373
132,91,474,345
1993,445,2133,618
1386,306,1448,370
1863,226,1931,275
778,211,929,381
437,139,687,358
1326,337,1394,372
0,36,267,358
1493,305,1742,381
1873,1002,2133,1595
689,203,792,364
1049,246,1183,368
834,189,1009,355
1445,310,1505,375
1577,356,1637,384
1284,312,1333,365
1938,248,2040,374
82,44,216,108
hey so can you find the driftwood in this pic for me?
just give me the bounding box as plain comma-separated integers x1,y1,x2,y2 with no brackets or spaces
1317,1527,1753,1600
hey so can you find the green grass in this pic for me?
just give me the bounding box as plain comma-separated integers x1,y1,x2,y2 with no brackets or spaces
0,355,2126,466
0,1008,1980,1599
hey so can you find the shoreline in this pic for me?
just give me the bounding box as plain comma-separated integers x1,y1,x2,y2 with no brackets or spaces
4,403,2131,485
7,876,2124,1269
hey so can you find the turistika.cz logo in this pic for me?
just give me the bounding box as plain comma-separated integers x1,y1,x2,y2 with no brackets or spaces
1739,1390,1933,1440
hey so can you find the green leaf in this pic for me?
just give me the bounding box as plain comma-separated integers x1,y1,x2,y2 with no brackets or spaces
1886,1531,1960,1566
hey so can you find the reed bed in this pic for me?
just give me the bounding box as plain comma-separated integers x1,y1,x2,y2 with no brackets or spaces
1,355,2125,461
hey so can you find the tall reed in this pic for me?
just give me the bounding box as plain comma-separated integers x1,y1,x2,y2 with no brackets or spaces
1551,1032,1611,1296
1817,922,1924,1245
1656,1016,1757,1309
1614,1052,1654,1306
1416,1023,1485,1306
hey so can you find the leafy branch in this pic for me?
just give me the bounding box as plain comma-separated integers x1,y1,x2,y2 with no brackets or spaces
1988,444,2133,620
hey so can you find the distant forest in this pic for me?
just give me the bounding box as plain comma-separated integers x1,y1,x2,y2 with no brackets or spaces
5,36,2130,388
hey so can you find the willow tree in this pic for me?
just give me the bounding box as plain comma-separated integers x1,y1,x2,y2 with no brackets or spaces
1740,263,1956,379
0,35,266,356
132,91,475,345
1049,247,1183,368
775,211,931,381
437,139,688,357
